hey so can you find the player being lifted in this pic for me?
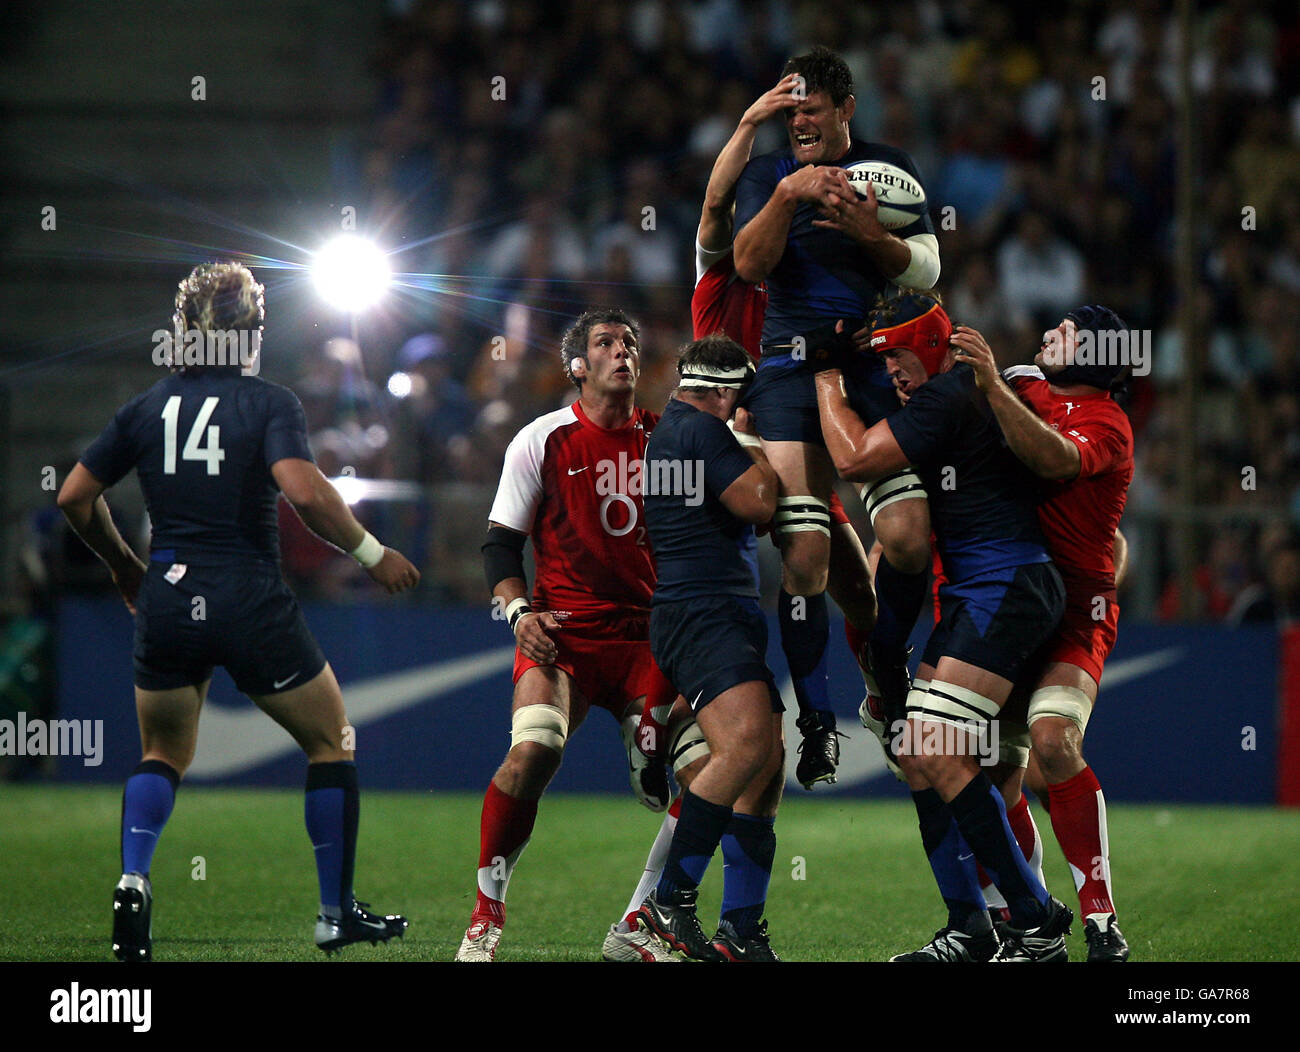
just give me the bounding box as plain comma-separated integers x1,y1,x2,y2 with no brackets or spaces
457,309,709,963
731,47,940,775
945,307,1135,962
636,334,785,961
814,290,1075,961
57,263,418,961
640,71,879,790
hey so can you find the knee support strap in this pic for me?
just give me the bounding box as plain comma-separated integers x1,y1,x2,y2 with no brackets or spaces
667,718,710,775
860,469,926,526
510,704,568,754
1027,684,1093,735
773,495,831,538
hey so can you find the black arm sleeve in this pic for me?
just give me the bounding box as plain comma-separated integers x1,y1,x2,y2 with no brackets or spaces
482,525,527,593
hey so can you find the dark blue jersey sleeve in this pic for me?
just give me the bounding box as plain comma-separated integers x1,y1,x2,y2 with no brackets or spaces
80,395,143,487
685,411,756,498
886,369,969,468
734,154,786,234
263,385,314,467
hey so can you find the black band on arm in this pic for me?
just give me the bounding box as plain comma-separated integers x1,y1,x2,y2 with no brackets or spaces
482,525,527,593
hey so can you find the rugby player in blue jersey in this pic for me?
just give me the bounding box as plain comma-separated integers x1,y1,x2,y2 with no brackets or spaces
814,290,1074,961
635,334,784,961
57,263,419,961
732,46,941,781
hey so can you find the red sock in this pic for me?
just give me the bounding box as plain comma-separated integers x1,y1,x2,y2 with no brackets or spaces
844,619,871,677
635,679,677,758
1005,793,1044,884
1047,766,1116,919
473,781,538,926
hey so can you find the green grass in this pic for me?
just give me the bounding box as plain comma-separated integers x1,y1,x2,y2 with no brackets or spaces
3,785,1298,962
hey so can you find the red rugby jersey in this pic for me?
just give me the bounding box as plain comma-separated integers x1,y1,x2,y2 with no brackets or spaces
690,241,766,361
1005,366,1134,588
488,399,660,627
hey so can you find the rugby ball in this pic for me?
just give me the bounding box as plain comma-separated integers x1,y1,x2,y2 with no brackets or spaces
842,161,927,230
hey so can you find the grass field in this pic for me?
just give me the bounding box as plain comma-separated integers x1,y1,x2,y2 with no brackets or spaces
3,785,1298,963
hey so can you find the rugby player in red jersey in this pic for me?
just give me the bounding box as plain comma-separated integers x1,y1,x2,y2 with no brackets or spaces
456,309,708,962
952,307,1135,961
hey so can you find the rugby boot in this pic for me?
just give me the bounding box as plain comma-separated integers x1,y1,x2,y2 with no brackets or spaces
316,899,408,955
1085,914,1130,962
889,926,998,962
112,872,152,963
637,887,723,962
712,919,781,962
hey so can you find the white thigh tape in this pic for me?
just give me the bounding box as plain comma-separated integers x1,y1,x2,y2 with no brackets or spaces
510,703,569,753
1027,684,1093,734
774,496,831,537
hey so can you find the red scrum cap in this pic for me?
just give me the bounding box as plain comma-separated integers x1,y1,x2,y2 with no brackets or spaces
868,293,953,378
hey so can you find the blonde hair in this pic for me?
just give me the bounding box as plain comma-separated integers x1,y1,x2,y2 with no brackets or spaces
172,263,264,371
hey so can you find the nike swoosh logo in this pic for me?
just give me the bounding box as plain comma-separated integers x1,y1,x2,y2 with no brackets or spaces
567,467,588,475
313,843,333,852
273,672,300,690
958,853,974,861
129,827,159,838
188,647,516,779
784,646,1186,792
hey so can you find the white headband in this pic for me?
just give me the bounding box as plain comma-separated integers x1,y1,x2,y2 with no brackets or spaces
678,362,755,389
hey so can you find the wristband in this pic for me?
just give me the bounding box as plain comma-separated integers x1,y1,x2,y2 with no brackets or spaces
349,531,384,568
727,419,762,449
506,597,532,632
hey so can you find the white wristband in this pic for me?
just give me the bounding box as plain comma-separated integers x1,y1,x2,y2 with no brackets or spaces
728,418,762,449
505,597,532,632
349,531,384,568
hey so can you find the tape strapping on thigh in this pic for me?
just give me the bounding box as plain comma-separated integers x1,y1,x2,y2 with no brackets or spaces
905,679,999,729
1027,684,1093,734
861,469,926,526
773,495,830,537
510,703,568,753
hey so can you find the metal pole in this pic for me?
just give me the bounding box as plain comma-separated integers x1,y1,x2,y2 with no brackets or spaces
1174,0,1201,620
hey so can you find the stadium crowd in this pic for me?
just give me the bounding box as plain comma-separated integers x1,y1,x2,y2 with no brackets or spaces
31,0,1300,622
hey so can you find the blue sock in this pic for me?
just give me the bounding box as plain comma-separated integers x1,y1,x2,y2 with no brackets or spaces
305,761,359,915
871,558,928,653
657,789,732,897
779,589,833,727
912,788,990,934
949,773,1050,927
121,760,179,876
720,812,776,937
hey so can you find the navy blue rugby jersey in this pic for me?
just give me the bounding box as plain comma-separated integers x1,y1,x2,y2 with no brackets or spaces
885,364,1051,582
79,371,314,567
643,398,758,603
734,140,935,344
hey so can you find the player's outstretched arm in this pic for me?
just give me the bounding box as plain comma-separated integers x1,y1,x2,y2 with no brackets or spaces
57,462,147,612
814,370,910,482
271,458,419,594
699,74,803,251
951,326,1081,481
733,164,847,283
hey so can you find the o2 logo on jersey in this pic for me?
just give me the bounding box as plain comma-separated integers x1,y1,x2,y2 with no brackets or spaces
594,452,703,542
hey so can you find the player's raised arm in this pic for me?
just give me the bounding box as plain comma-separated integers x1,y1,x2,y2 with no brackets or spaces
699,75,802,252
271,457,419,593
951,326,1082,480
57,462,148,612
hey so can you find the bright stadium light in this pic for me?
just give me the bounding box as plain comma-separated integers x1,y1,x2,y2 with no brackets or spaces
312,235,391,313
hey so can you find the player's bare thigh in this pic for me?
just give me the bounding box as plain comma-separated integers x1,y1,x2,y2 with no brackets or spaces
135,679,210,777
250,663,351,764
761,439,836,593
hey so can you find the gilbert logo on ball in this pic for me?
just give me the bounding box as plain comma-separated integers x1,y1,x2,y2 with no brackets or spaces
842,161,927,230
